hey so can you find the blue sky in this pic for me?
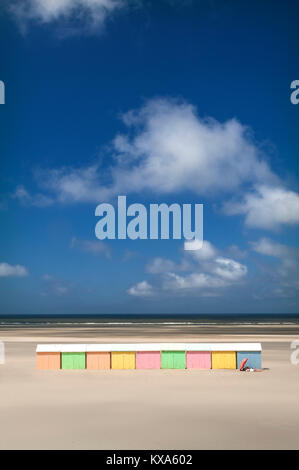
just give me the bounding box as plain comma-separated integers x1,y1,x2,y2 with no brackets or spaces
0,0,299,315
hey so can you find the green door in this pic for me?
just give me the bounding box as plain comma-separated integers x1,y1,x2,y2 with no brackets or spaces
61,352,86,369
161,351,186,369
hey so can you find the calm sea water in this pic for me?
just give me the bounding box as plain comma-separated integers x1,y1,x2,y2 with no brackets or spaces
0,313,299,327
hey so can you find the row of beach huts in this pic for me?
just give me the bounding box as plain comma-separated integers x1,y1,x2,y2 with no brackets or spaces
36,342,262,370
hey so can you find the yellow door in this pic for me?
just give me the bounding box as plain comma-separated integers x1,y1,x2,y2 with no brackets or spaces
123,352,135,369
111,352,135,369
212,351,236,369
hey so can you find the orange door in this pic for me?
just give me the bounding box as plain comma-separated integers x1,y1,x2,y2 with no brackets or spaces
36,352,61,370
86,352,110,369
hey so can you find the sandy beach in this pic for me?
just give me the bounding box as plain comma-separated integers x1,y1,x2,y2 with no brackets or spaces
0,323,299,450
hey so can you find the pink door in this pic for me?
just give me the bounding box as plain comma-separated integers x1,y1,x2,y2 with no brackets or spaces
186,351,211,369
136,351,161,369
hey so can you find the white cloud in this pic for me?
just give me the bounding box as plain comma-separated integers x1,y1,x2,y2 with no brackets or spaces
251,237,291,258
32,165,111,204
128,240,247,297
13,185,53,207
16,98,276,205
224,185,299,229
225,244,248,260
162,272,228,291
42,273,71,295
251,237,299,272
56,285,69,294
10,0,126,33
70,237,111,258
184,240,217,259
127,280,153,297
184,241,247,281
111,99,275,196
146,257,178,274
146,256,190,274
14,97,299,232
212,257,247,281
129,238,298,300
250,238,299,298
0,262,28,277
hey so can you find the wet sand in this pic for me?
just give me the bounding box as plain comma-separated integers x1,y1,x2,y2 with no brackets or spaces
0,324,299,449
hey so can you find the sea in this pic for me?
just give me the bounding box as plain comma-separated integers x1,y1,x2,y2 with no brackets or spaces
0,313,299,328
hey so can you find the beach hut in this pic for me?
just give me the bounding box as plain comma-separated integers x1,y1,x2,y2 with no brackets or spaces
61,345,86,370
186,351,211,369
161,351,186,369
211,351,236,369
86,345,110,369
86,352,110,369
111,351,135,369
237,351,262,369
36,344,61,370
210,343,263,370
185,343,211,369
35,342,262,372
136,351,161,369
210,344,237,369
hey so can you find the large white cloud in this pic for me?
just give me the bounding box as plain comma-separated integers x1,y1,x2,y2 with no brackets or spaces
0,262,28,277
13,97,299,231
15,98,276,201
111,99,275,196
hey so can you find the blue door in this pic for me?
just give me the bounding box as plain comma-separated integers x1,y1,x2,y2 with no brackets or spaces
237,351,262,369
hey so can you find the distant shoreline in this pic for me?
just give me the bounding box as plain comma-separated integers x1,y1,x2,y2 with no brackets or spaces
1,323,299,338
1,313,299,327
1,314,299,337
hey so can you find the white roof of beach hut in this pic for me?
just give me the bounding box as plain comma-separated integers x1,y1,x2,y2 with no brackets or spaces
37,342,262,353
108,343,162,352
36,344,87,352
59,344,87,352
87,343,189,352
185,343,211,351
36,344,61,352
208,343,262,351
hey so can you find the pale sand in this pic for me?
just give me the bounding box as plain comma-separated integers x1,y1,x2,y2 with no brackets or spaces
0,324,299,450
